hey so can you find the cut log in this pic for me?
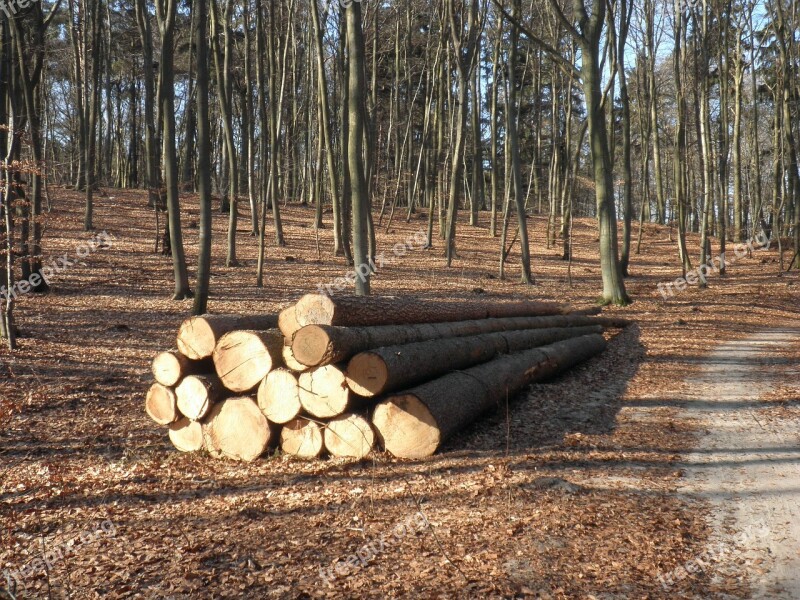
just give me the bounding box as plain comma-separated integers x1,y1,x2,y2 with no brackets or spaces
175,374,223,420
203,396,274,461
168,417,204,452
372,334,607,459
298,364,351,418
145,383,179,425
293,314,624,367
177,314,279,360
278,305,302,340
346,325,602,397
324,413,375,459
151,350,212,387
257,368,302,424
280,417,324,458
212,329,283,392
294,293,566,329
282,343,311,373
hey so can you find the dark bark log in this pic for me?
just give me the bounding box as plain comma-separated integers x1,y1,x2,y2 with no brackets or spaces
372,334,607,458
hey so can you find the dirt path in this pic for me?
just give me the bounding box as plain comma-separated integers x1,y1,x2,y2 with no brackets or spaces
678,328,800,598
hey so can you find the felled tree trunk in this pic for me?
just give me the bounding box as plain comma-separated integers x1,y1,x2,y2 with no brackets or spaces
175,374,223,420
281,417,324,458
151,350,212,387
372,334,607,458
323,413,374,459
203,396,275,461
176,314,278,360
293,315,625,367
212,329,283,392
145,383,179,425
293,293,566,329
346,326,601,397
257,368,301,424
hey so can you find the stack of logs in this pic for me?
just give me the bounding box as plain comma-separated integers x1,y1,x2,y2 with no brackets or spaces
145,294,629,460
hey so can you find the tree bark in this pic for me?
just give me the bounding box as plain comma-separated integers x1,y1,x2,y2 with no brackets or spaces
372,333,607,458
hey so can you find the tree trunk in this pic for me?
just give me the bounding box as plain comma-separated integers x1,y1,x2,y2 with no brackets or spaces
257,367,301,424
280,417,324,458
293,314,625,368
176,314,279,360
293,293,566,328
203,396,274,461
211,329,283,392
324,413,375,459
372,334,607,458
346,325,601,398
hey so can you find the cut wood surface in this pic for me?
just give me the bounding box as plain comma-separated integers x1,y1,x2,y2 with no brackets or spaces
346,325,602,397
176,314,279,360
372,334,607,458
298,364,351,418
145,383,179,425
293,314,624,367
151,351,212,387
280,417,324,458
168,417,205,452
282,343,311,373
278,305,302,340
175,374,223,420
212,329,283,392
324,413,375,459
203,396,274,461
257,368,302,424
294,293,567,329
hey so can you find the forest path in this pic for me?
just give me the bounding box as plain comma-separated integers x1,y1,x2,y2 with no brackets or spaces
678,328,800,598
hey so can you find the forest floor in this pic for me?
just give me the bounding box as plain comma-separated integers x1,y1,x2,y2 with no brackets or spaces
0,189,799,599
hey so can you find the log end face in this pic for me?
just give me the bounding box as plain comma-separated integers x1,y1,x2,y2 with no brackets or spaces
324,413,375,459
177,317,216,360
152,351,182,387
298,366,349,419
345,353,389,397
373,395,440,459
168,417,204,452
206,397,271,462
292,325,331,367
145,383,178,425
213,330,276,393
281,418,324,458
258,368,301,424
295,293,336,327
175,376,211,421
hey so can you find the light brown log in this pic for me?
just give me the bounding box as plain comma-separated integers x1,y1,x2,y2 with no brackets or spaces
151,350,212,387
176,314,279,360
175,374,223,420
293,314,624,367
294,293,567,329
324,413,375,459
278,305,302,340
203,396,274,461
298,364,351,418
346,325,602,397
257,368,302,424
168,417,204,452
145,383,179,425
212,329,284,392
282,343,311,373
280,417,324,458
372,334,607,458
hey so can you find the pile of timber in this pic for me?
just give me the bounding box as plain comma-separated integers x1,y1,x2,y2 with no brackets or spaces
145,294,629,461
